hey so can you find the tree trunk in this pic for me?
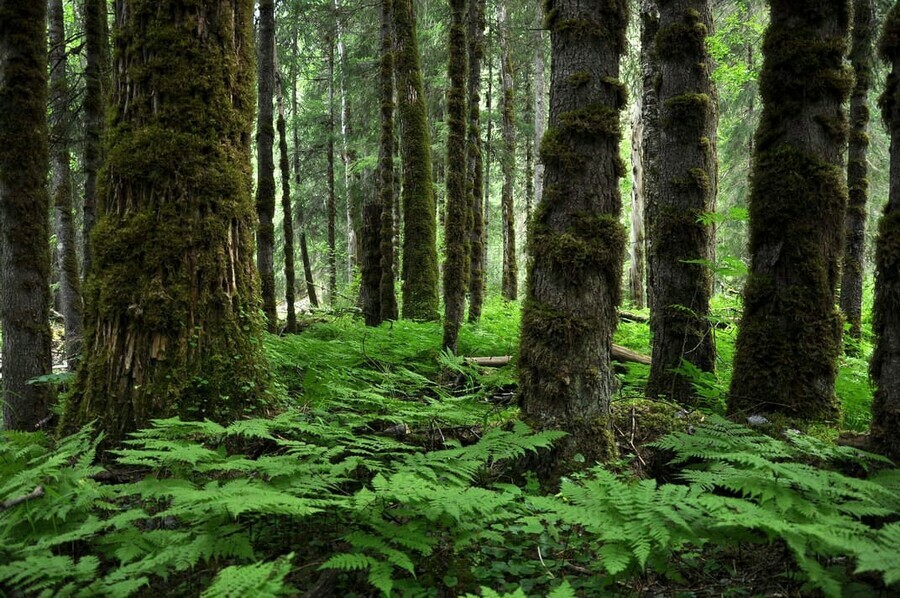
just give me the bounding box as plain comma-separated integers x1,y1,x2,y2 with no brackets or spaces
82,0,107,276
0,0,54,431
728,0,849,421
524,70,534,230
49,0,84,369
640,0,660,315
498,1,517,301
62,0,270,444
519,0,628,480
334,0,357,285
327,34,338,304
483,23,493,278
442,0,469,352
394,0,439,321
646,0,717,406
378,0,398,322
466,0,486,323
256,0,277,332
533,25,546,209
840,0,876,340
871,6,900,460
628,97,646,310
291,30,319,309
276,53,297,334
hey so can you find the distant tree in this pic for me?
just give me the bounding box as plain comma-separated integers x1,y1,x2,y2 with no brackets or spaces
728,0,850,421
378,0,398,322
871,3,900,460
257,0,278,332
62,0,270,443
327,32,338,304
81,0,108,276
533,19,546,210
466,0,486,323
276,56,297,334
0,0,54,431
628,97,646,309
646,0,718,406
442,0,469,351
640,0,660,313
519,0,628,477
498,0,517,301
840,0,876,340
394,0,439,321
48,0,84,369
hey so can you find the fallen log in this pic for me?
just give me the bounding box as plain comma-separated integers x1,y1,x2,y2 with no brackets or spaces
467,344,651,368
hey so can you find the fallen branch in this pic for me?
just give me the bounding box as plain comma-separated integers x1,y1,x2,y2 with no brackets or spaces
467,344,651,368
0,486,44,512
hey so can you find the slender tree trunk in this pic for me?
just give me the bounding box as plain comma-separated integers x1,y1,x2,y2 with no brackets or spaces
641,0,660,314
442,0,469,351
276,57,297,334
647,0,717,406
291,31,319,309
871,5,900,460
378,0,398,321
728,0,849,421
82,0,107,276
519,0,628,480
484,23,493,278
62,0,269,444
0,0,53,431
466,0,486,323
256,0,277,331
327,34,338,304
628,97,646,309
524,70,534,228
840,0,876,340
533,24,546,209
498,1,517,300
49,0,84,369
334,0,357,284
394,0,439,321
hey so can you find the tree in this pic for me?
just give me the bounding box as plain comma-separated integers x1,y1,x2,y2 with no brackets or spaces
82,0,108,276
840,0,876,340
533,21,546,210
327,32,338,304
378,0,398,322
728,0,850,421
334,0,357,284
394,0,439,321
442,0,469,351
257,0,278,332
646,0,718,406
48,0,84,369
62,0,270,443
0,0,53,431
871,3,900,460
640,0,660,314
519,0,628,476
498,0,517,301
628,97,647,309
276,54,298,334
466,0,486,323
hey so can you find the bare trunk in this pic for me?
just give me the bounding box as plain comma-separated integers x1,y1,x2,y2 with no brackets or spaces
628,97,646,309
256,0,277,331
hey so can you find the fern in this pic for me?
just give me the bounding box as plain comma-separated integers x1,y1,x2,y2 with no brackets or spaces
202,554,294,598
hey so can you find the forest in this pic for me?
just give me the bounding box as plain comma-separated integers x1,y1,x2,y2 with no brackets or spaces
2,0,900,595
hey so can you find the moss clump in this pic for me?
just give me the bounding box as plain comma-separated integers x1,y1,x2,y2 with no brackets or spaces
529,212,625,286
558,103,621,138
654,13,707,61
567,71,591,87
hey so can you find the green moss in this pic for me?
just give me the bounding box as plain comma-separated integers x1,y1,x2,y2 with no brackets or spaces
661,93,710,133
529,212,626,285
567,71,591,87
558,103,621,138
655,13,707,61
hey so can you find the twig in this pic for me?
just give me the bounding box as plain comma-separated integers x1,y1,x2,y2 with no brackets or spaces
0,486,45,512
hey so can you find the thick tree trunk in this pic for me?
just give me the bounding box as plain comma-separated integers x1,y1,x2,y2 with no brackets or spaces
519,0,628,480
276,58,297,334
498,1,517,301
256,0,277,332
840,0,876,340
378,0,398,321
728,0,849,421
466,0,486,323
0,0,54,431
640,0,660,314
82,0,107,276
442,0,469,352
394,0,439,321
327,35,338,304
646,0,717,406
871,7,900,460
628,97,646,309
49,0,84,369
533,26,546,209
62,0,269,444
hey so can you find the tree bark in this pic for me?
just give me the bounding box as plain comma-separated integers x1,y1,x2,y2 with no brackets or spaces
0,0,54,431
378,0,398,321
533,25,546,209
483,23,493,278
442,0,469,352
82,0,107,276
256,0,277,332
498,0,517,301
467,0,486,323
276,52,297,334
49,0,84,369
628,96,646,309
640,0,660,315
728,0,849,421
646,0,718,406
393,0,439,321
871,5,900,460
327,34,338,304
840,0,876,340
334,0,357,285
62,0,270,444
519,0,628,480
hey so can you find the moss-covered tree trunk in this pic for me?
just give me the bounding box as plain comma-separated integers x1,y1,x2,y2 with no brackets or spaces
256,0,277,332
466,0,486,323
0,0,53,431
82,0,107,276
276,59,297,334
442,0,469,351
728,0,850,422
840,0,875,341
641,0,660,314
483,27,493,279
49,0,84,369
327,35,338,304
378,0,398,322
333,0,357,284
519,0,628,479
628,97,646,309
394,0,439,321
871,6,900,460
533,24,546,209
646,0,717,406
498,0,517,301
62,0,270,444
